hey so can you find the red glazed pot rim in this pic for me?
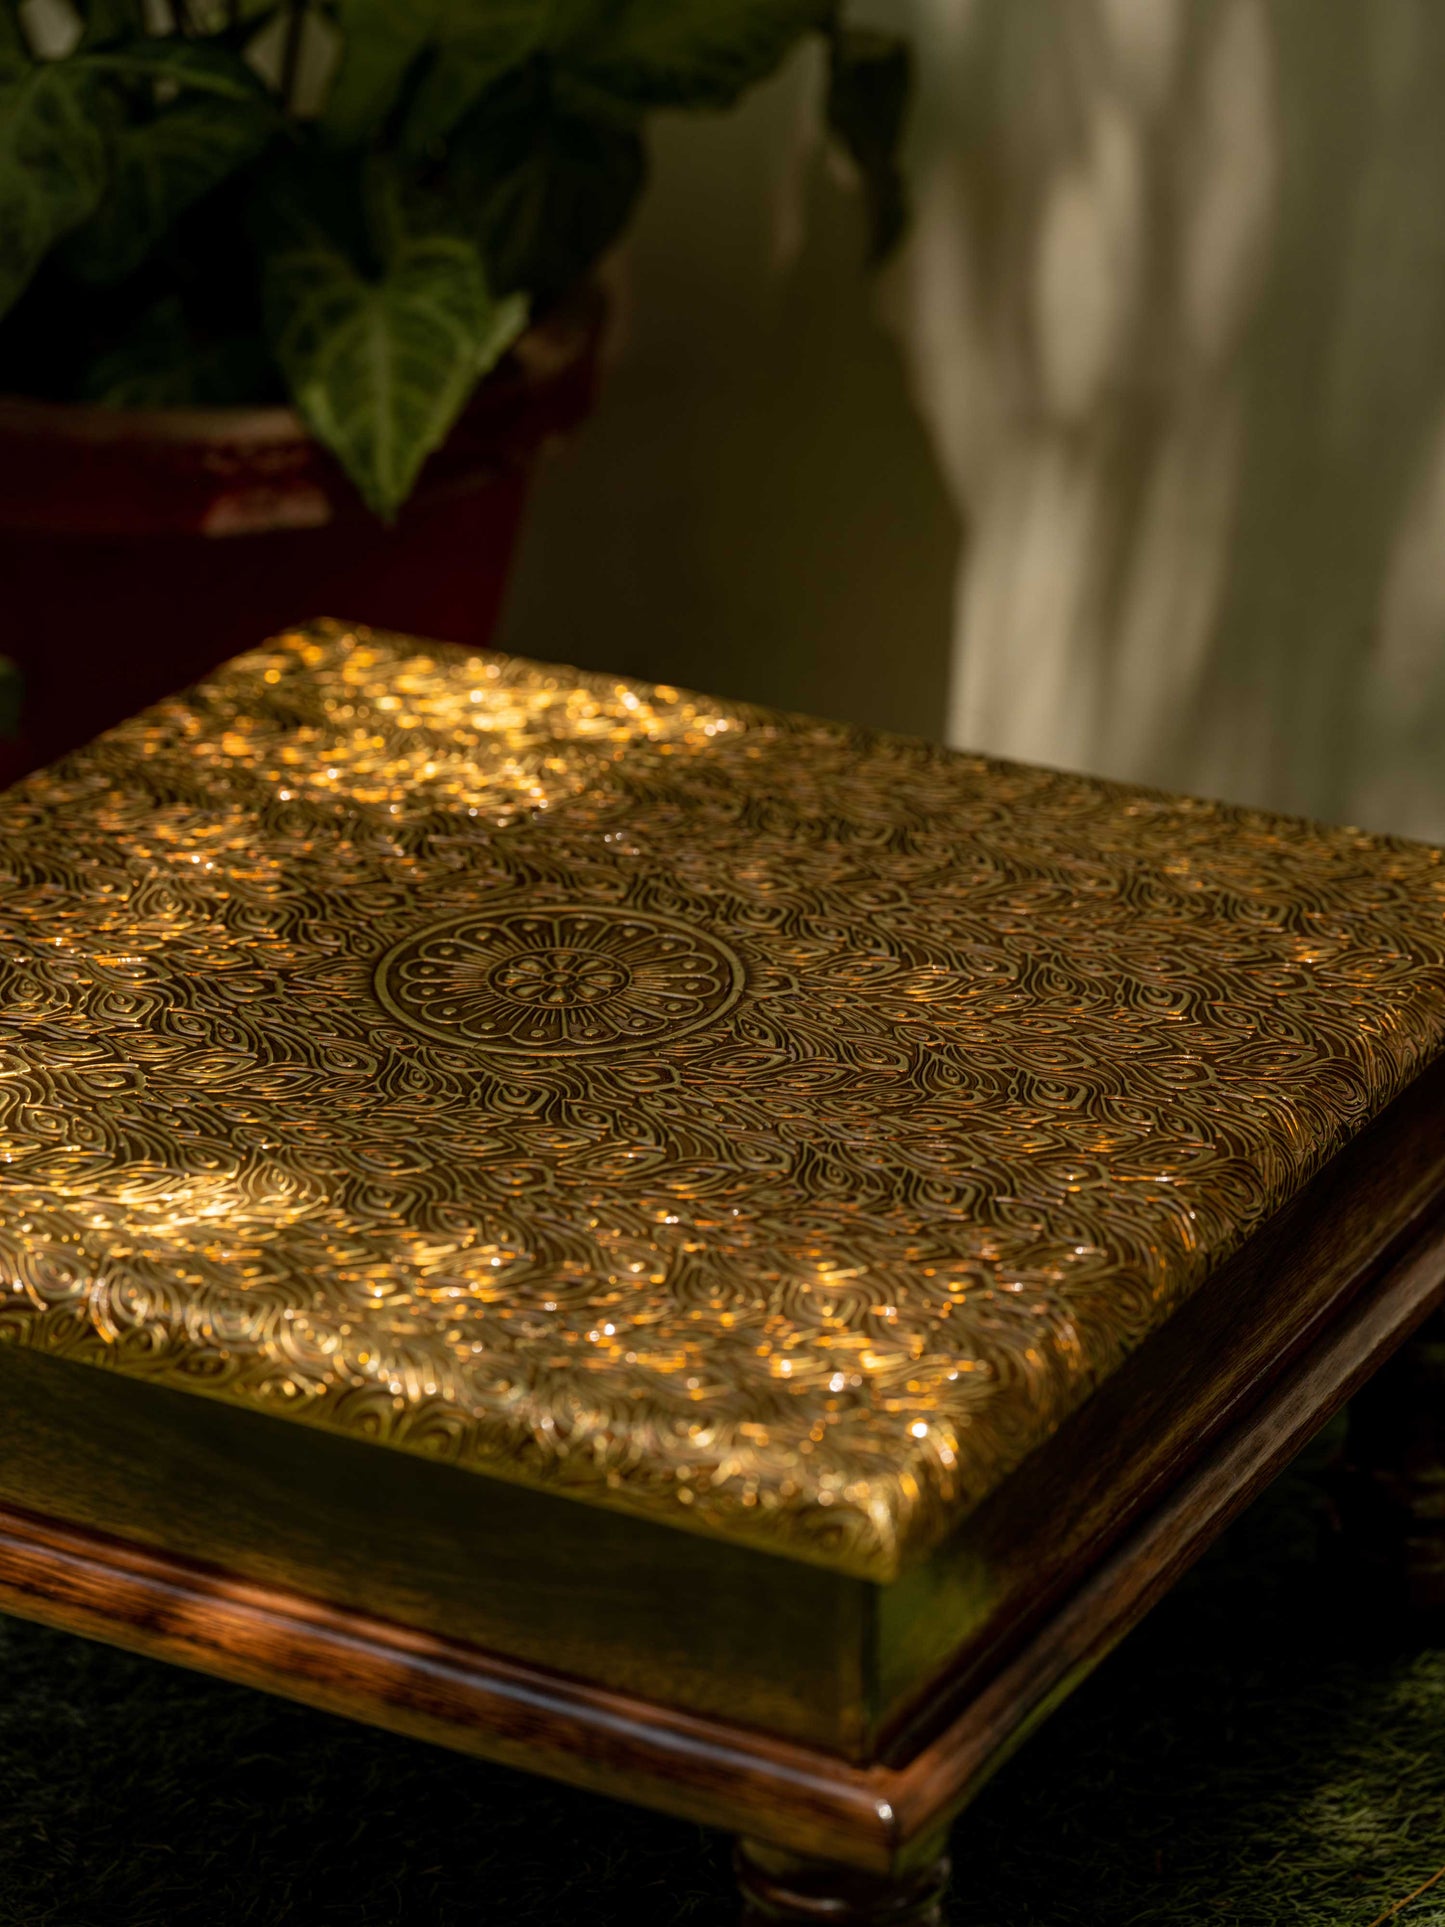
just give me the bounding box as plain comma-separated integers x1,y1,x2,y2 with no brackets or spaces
0,283,604,538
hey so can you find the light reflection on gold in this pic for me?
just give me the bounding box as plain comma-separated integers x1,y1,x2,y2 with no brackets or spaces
0,621,1444,1579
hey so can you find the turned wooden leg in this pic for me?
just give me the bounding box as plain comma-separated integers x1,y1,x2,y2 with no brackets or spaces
735,1838,951,1925
1343,1306,1445,1609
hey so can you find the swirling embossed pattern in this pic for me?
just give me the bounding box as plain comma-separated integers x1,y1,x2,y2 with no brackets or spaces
1,620,1444,1581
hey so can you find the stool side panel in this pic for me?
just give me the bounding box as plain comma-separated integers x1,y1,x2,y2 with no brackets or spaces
0,1343,871,1756
870,1056,1445,1751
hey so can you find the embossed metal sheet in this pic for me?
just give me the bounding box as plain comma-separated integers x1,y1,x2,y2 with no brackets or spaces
2,621,1444,1580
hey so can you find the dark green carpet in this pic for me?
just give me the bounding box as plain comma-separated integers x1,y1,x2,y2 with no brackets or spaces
2,1444,1443,1926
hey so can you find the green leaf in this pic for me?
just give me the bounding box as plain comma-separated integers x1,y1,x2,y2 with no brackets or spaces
81,298,278,406
324,0,546,147
825,25,910,262
324,0,616,152
82,37,272,101
0,62,108,321
321,0,435,144
63,92,277,283
566,0,831,110
399,18,542,152
448,66,643,296
263,227,526,517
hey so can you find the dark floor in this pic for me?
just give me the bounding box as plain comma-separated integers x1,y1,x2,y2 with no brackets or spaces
2,1445,1443,1927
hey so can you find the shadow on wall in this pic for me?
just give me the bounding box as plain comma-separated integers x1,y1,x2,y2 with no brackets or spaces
496,48,961,744
889,0,1445,838
504,1,1445,841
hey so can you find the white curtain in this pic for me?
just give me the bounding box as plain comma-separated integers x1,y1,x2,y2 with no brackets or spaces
502,0,1445,839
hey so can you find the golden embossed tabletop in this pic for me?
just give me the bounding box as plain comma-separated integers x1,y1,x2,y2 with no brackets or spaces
2,621,1444,1582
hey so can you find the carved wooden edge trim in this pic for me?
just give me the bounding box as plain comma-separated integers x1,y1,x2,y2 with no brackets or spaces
0,1504,890,1865
1,1212,1442,1878
880,1211,1445,1850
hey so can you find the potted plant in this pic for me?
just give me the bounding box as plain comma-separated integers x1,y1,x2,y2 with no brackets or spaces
0,0,907,778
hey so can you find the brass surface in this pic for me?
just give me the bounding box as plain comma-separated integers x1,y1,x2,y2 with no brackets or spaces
1,622,1444,1580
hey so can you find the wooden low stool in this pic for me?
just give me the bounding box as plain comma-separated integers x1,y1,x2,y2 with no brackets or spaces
1,620,1444,1923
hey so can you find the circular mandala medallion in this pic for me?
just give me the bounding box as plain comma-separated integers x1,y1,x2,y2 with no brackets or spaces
373,905,746,1056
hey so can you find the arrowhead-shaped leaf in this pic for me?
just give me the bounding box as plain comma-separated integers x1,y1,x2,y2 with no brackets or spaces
566,0,832,110
64,92,278,284
448,67,643,297
399,15,544,153
324,0,545,147
264,228,526,518
321,0,440,145
0,62,108,320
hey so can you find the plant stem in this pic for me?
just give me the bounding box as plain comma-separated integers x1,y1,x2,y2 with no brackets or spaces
279,0,307,117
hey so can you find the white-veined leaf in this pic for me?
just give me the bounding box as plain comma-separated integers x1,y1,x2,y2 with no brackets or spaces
64,91,277,283
0,60,106,319
264,228,526,517
448,67,642,296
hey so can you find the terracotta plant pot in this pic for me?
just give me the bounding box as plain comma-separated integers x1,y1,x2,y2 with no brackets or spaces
0,287,604,785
